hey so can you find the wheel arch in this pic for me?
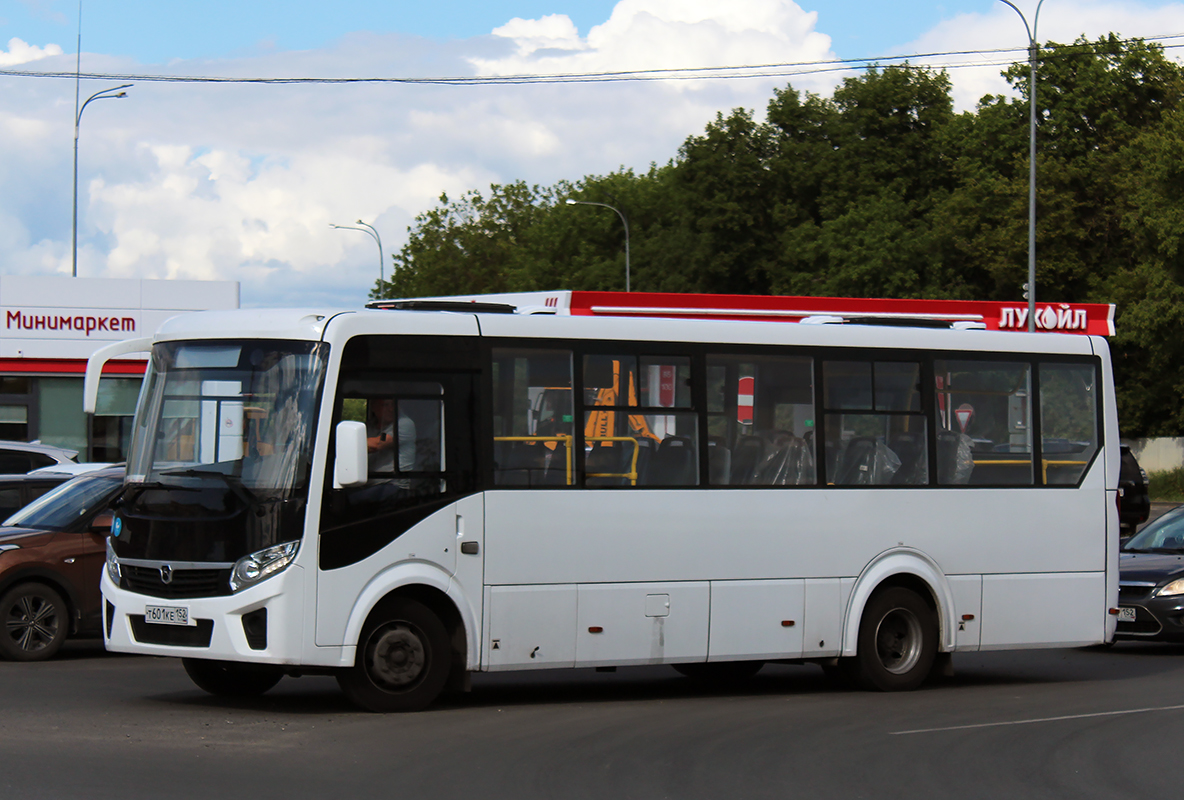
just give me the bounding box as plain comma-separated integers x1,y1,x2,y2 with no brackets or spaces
841,548,956,658
342,562,476,674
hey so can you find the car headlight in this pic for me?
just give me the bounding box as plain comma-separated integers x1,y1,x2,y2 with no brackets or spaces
106,536,121,584
0,543,19,554
230,540,299,593
1156,578,1184,597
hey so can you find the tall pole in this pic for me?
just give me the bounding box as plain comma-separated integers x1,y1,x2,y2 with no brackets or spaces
355,220,384,286
73,84,131,277
330,221,384,289
999,0,1044,332
566,199,630,292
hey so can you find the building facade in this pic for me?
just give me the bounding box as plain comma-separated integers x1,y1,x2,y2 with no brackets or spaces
0,276,239,461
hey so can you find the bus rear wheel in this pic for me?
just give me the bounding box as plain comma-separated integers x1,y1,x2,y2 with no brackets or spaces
337,597,451,712
852,587,936,691
182,658,284,696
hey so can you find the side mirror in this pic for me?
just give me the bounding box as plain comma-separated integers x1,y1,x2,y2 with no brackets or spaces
334,421,368,488
90,512,114,534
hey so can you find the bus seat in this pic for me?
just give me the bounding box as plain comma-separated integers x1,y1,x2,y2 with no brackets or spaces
708,438,731,485
495,443,549,486
833,437,901,485
643,436,697,486
540,442,570,485
890,433,928,485
730,435,764,485
585,441,631,487
935,431,975,485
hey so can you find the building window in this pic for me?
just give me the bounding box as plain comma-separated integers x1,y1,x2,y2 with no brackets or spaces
0,405,28,441
91,377,143,462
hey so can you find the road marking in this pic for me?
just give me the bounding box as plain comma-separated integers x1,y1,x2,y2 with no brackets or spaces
890,703,1184,735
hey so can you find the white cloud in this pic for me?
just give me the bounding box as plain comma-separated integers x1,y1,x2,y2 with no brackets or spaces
491,14,586,57
896,0,1184,110
475,0,833,88
0,37,63,66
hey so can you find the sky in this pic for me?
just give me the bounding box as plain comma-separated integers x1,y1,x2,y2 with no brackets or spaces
3,0,1184,309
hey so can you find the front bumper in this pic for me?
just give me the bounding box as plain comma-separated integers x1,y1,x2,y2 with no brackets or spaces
101,565,333,665
1115,588,1184,642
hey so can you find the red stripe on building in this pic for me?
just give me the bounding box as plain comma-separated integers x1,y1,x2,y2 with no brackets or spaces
0,358,147,376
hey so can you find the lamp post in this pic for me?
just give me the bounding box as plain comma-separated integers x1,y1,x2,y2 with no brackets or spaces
566,199,630,292
73,84,131,277
330,220,385,287
999,0,1044,332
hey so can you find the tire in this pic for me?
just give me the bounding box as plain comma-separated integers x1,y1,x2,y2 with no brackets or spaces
182,658,284,697
337,597,451,712
0,583,69,662
851,587,937,691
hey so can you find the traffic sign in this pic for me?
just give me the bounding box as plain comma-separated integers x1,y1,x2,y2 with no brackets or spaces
955,403,974,433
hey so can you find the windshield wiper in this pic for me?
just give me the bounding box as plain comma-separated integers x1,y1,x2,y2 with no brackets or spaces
157,468,257,508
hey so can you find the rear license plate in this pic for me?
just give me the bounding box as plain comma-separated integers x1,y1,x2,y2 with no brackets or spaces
1118,607,1137,623
144,605,190,626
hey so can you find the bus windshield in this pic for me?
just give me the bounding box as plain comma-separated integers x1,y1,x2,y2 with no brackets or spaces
127,340,328,495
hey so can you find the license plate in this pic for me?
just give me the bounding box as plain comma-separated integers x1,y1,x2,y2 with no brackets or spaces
1118,607,1137,623
144,605,190,626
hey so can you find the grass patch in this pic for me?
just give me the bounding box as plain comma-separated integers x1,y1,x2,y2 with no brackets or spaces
1149,467,1184,502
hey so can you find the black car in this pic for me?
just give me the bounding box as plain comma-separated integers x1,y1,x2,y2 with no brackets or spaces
1119,444,1151,534
1117,505,1184,641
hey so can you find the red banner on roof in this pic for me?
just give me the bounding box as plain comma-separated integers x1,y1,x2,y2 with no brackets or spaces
564,291,1116,336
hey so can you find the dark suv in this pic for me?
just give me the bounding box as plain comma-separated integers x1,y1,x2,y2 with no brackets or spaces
1120,444,1151,534
0,468,124,661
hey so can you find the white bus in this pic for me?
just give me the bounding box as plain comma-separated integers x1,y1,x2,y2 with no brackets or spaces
85,296,1119,711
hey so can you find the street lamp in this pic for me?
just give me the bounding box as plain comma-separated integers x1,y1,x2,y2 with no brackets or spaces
72,83,131,278
999,0,1044,332
566,199,631,292
330,220,385,287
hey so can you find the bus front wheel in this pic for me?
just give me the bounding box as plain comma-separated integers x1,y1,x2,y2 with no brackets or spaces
851,587,937,691
337,597,451,712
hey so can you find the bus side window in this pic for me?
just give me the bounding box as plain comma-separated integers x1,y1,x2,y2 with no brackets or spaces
584,354,699,487
823,361,926,486
934,360,1033,486
706,354,815,486
491,349,574,487
1039,362,1098,485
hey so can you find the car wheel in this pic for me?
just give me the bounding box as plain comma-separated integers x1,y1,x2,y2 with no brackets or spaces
182,658,284,696
851,587,937,691
337,597,451,712
672,661,764,683
0,583,69,662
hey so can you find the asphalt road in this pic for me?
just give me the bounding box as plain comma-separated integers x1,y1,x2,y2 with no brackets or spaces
4,640,1184,800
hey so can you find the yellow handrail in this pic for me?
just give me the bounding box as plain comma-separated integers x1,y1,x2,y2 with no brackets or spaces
970,457,1089,483
586,436,642,486
493,434,643,485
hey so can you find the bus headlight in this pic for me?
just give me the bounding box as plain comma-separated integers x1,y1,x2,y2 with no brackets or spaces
230,541,300,593
1156,578,1184,597
106,537,121,584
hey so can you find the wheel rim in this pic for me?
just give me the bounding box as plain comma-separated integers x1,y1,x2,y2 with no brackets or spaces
874,606,923,675
6,594,60,653
364,622,428,691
